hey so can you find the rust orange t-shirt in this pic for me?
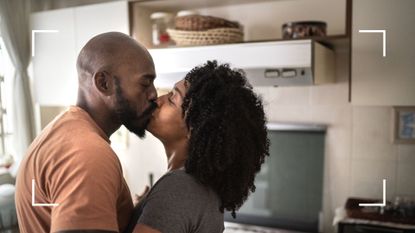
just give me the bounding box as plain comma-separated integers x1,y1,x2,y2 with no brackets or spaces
15,106,133,233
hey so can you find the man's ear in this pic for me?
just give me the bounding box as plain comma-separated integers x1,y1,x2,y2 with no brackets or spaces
93,71,114,96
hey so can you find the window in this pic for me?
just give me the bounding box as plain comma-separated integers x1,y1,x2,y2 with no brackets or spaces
0,37,14,167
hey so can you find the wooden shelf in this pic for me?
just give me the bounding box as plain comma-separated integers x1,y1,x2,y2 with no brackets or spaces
146,35,349,54
131,0,281,11
129,0,350,49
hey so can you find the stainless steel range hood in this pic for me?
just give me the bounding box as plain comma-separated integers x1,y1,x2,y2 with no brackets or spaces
149,39,335,89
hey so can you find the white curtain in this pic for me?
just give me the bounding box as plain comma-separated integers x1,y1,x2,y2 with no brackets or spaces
0,0,36,176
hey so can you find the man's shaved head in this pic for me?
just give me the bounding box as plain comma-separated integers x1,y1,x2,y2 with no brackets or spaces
77,32,152,83
76,32,157,138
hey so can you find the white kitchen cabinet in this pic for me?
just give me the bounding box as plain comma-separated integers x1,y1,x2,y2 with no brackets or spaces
31,8,78,106
31,1,129,106
351,0,415,106
74,2,129,53
149,40,335,89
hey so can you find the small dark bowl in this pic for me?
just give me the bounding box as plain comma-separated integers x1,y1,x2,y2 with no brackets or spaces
282,21,327,39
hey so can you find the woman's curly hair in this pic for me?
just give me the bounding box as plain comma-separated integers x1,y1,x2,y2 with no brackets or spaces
182,60,270,218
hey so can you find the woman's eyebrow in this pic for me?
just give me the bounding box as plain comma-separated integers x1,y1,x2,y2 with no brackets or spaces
174,86,184,98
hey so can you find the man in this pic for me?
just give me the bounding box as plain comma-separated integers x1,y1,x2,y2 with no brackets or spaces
15,32,157,233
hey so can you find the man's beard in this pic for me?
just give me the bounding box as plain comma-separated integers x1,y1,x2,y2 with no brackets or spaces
114,79,157,138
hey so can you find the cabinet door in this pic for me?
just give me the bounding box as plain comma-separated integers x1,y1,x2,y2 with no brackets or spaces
352,0,415,106
31,2,129,106
74,1,129,53
31,8,78,106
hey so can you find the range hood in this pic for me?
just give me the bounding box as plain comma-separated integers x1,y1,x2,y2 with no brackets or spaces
149,39,335,89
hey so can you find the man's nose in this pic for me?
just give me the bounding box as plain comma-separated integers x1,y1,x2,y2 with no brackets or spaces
148,84,157,102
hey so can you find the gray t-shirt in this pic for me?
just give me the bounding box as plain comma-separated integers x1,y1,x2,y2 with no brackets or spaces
137,169,224,233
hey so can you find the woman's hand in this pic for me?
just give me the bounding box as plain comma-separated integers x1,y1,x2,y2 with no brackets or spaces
133,186,150,207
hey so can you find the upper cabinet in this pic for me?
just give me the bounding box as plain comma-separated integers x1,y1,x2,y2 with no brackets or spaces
130,0,348,48
351,0,415,106
31,1,129,106
149,40,335,89
130,0,350,89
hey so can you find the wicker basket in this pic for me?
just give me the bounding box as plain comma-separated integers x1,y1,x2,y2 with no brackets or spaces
167,28,243,46
175,15,240,31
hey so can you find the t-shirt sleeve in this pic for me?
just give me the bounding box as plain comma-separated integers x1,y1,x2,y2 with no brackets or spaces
137,173,199,233
48,146,122,232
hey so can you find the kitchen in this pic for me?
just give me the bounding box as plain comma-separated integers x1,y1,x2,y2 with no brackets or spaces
0,0,414,233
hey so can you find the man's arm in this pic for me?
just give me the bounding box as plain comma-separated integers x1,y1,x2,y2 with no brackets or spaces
49,146,130,233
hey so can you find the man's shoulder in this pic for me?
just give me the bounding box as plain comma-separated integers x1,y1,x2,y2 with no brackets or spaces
40,108,109,147
51,108,102,135
29,108,118,169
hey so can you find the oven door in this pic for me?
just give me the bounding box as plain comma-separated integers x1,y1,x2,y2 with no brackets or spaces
225,123,327,233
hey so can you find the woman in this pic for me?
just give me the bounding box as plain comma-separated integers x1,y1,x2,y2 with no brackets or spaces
128,61,269,233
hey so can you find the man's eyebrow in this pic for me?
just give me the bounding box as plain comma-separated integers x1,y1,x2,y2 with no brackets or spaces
174,86,184,98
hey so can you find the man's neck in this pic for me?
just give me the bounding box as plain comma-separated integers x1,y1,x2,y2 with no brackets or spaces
76,100,121,138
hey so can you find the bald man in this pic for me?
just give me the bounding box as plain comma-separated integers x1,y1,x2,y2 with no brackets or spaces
15,32,157,233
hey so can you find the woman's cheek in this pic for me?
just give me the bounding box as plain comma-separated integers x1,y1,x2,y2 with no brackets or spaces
159,108,174,124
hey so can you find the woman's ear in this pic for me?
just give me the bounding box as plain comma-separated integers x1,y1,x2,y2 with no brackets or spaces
93,71,114,96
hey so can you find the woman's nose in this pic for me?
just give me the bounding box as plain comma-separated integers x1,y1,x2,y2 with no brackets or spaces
155,95,166,106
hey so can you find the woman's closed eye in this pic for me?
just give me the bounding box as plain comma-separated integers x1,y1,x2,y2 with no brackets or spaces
167,91,175,105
